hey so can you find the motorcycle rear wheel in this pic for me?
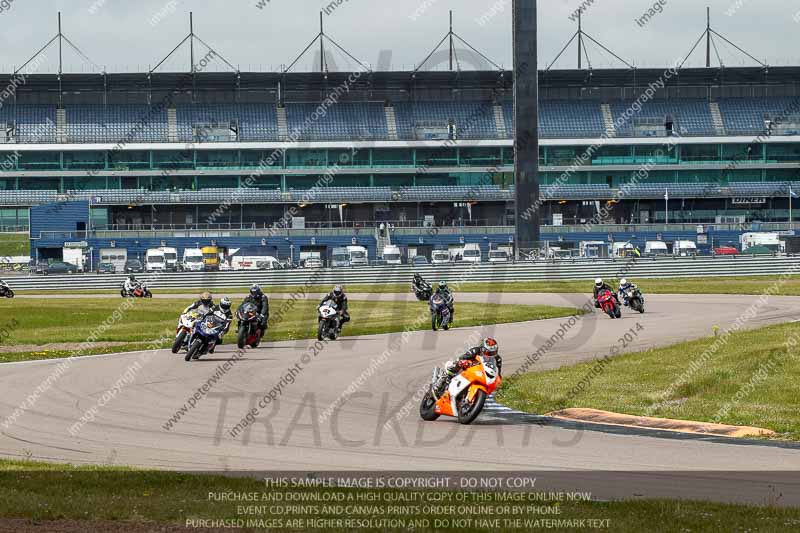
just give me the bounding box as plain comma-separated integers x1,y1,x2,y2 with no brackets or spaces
5,290,13,298
419,390,440,421
185,339,203,361
171,331,187,354
457,389,487,425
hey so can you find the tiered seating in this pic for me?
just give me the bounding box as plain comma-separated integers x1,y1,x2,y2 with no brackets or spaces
66,105,168,142
503,101,606,139
394,101,498,140
288,187,393,202
176,104,279,142
1,105,58,143
0,190,58,205
285,102,386,141
717,98,800,136
728,181,800,196
542,183,613,199
609,100,715,137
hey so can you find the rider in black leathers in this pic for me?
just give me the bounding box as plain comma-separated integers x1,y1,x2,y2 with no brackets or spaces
320,285,349,328
243,284,269,331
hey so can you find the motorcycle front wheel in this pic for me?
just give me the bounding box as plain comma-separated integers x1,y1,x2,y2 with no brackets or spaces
317,320,326,341
237,326,248,350
171,331,187,354
419,390,440,421
457,389,487,425
185,339,203,361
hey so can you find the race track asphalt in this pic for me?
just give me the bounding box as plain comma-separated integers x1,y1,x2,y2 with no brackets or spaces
1,292,800,506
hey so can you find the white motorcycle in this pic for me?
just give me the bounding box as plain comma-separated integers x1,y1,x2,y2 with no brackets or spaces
317,300,340,341
0,280,13,298
171,307,207,353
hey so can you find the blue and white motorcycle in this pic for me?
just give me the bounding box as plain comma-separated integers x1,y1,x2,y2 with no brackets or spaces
185,310,228,362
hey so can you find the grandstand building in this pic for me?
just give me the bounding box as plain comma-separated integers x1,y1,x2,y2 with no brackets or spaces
2,66,800,263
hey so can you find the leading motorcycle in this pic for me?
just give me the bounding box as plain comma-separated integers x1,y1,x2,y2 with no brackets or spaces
317,300,340,341
171,309,203,353
597,289,621,319
185,310,228,361
429,293,452,331
236,301,264,349
0,280,14,298
419,354,502,425
623,287,645,314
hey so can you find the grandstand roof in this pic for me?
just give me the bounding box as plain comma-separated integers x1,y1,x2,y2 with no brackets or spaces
2,66,798,96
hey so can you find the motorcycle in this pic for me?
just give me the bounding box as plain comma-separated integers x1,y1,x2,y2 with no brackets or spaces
171,309,203,353
412,279,433,301
236,301,264,349
0,280,14,298
121,282,152,298
185,310,229,362
429,293,452,331
598,289,621,319
317,300,340,341
419,354,502,425
623,287,645,314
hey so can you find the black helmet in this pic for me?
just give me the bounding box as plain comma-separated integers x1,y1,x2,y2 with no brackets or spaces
333,285,343,297
219,297,232,311
200,291,212,306
250,284,262,297
128,274,136,281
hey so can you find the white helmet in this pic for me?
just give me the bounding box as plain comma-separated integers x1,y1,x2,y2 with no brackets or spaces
594,278,603,288
619,278,628,287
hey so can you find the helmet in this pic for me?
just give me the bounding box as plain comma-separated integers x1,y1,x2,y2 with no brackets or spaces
619,278,628,287
128,275,136,281
250,284,262,297
413,272,421,279
439,281,448,289
219,297,232,311
482,338,499,357
595,278,603,288
200,291,212,306
332,285,343,297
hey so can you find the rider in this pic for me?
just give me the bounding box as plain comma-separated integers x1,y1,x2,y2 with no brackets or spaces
243,284,269,332
123,274,140,295
618,278,639,306
208,297,234,353
183,291,215,315
593,278,619,308
412,273,427,292
434,281,455,318
320,285,349,329
436,338,501,396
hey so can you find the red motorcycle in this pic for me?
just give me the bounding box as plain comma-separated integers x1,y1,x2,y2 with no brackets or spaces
597,289,621,319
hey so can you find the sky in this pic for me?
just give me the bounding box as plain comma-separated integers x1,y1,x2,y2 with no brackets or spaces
0,0,797,74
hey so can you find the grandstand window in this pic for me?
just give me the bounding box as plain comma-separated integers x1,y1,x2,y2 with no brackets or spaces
241,150,282,168
373,175,414,188
766,143,800,162
727,169,763,183
0,178,15,190
416,148,458,167
109,151,150,170
63,151,106,170
18,152,59,171
62,177,107,191
501,148,514,167
198,176,235,190
286,150,326,168
681,144,718,163
764,169,798,182
246,176,281,190
721,144,761,162
372,148,413,167
153,151,193,170
328,149,369,167
459,147,502,166
196,150,240,168
19,178,59,191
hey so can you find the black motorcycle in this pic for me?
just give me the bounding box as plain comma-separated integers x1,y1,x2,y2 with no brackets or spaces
0,280,14,298
623,287,645,314
412,279,433,301
236,301,264,349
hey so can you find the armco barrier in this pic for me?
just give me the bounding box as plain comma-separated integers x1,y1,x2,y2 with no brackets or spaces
5,255,800,291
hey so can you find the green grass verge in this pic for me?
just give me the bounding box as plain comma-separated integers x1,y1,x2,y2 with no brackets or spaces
0,298,578,363
497,322,800,440
13,274,800,297
0,233,28,257
1,460,798,532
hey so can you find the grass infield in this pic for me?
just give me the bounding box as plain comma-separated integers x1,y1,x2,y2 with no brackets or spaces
497,322,800,441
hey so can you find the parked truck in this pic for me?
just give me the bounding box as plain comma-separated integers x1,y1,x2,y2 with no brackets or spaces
201,246,220,271
181,248,204,271
382,245,402,265
347,245,369,267
145,248,166,272
161,247,179,271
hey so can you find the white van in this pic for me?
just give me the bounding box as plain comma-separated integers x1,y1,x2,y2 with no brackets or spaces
161,247,178,271
182,248,204,272
348,245,369,267
462,243,482,264
673,240,698,257
644,241,668,256
488,249,509,263
431,249,451,265
145,248,166,272
382,245,402,265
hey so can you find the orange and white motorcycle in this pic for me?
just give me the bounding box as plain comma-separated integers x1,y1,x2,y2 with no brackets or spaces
419,355,502,425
